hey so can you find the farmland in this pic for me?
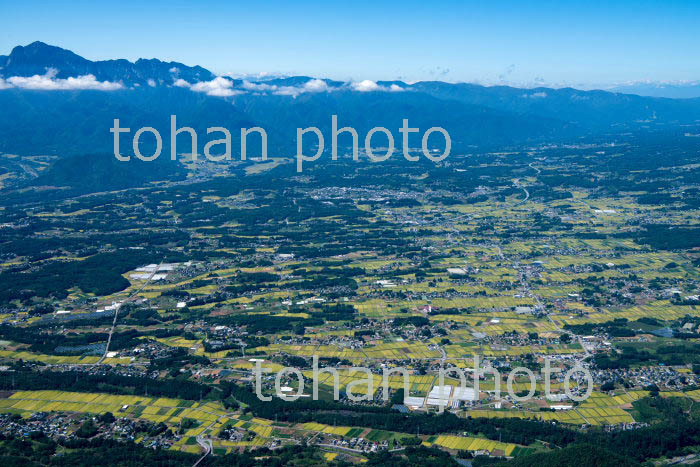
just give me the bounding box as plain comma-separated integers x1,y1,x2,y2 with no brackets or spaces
1,135,699,464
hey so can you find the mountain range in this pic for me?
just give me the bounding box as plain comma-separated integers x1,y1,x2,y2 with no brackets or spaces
609,81,700,99
1,41,699,196
0,41,214,86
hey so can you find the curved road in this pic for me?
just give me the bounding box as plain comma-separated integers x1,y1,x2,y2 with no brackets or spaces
193,436,212,467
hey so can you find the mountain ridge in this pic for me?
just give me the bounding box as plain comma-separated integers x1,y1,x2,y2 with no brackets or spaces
1,41,698,102
0,41,699,197
0,41,215,86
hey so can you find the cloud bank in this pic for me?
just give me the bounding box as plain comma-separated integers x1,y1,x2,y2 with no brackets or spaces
351,80,404,92
0,70,410,97
247,78,331,97
0,69,124,91
190,77,241,97
173,76,242,97
239,78,405,97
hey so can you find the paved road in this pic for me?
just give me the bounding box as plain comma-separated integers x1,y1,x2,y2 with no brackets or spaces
512,179,530,205
193,436,212,467
97,261,164,364
438,345,447,367
316,443,405,454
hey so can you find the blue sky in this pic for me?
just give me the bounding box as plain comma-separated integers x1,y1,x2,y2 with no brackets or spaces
1,0,699,87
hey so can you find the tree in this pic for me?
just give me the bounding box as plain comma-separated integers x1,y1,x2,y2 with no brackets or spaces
76,419,99,438
600,381,615,392
98,412,116,424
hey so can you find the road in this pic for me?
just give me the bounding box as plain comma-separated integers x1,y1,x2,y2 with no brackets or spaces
316,443,405,454
193,436,213,467
97,261,164,364
512,179,530,205
438,345,447,367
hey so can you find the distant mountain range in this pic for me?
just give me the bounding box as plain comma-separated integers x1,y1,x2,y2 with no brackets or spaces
609,82,700,99
1,41,699,195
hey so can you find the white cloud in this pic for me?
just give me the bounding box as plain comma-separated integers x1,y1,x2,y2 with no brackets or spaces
255,71,281,79
189,76,241,97
350,80,407,93
352,80,381,92
522,91,547,99
303,79,328,92
223,71,289,81
241,81,278,92
174,76,241,96
171,76,402,98
239,78,331,97
207,88,240,97
273,79,330,97
273,86,301,97
4,71,123,91
169,67,180,74
0,71,409,97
